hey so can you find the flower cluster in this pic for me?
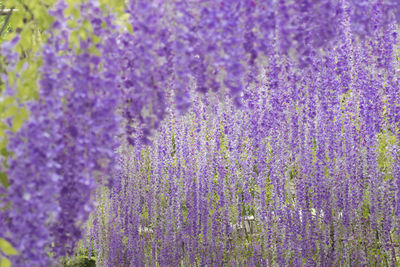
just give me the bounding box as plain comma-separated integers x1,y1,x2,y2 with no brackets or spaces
1,1,121,265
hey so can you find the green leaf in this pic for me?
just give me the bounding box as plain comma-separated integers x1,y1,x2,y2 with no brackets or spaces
0,172,8,189
2,105,17,118
0,257,11,267
67,20,78,29
34,5,55,30
1,147,9,157
69,30,80,49
12,107,29,132
0,239,18,256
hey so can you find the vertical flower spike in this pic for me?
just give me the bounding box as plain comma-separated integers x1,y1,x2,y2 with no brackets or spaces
1,1,121,265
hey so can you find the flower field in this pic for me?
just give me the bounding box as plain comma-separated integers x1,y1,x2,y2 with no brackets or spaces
1,0,400,266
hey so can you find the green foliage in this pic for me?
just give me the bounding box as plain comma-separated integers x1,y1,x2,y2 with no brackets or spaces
61,256,96,267
0,238,18,267
59,238,96,267
0,172,7,189
0,257,11,267
0,238,18,256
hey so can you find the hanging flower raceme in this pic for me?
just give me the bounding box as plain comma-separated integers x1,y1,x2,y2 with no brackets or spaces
118,0,170,145
0,1,122,265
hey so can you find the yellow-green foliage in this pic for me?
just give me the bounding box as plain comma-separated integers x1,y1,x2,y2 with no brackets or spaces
0,238,18,267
